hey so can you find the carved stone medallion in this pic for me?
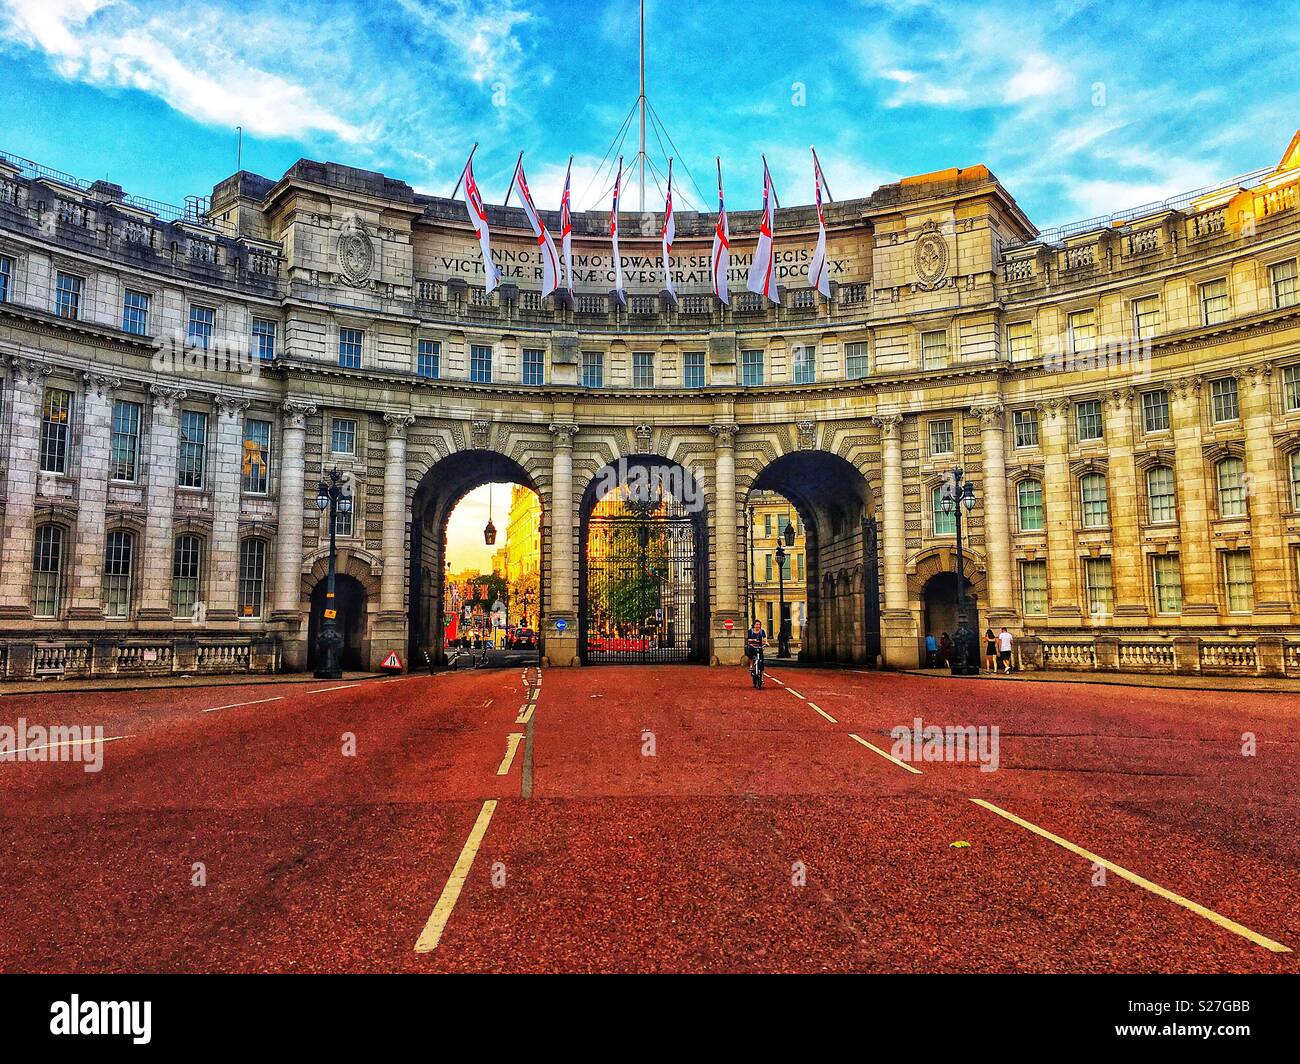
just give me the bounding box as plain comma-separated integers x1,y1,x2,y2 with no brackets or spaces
337,214,374,287
913,221,949,291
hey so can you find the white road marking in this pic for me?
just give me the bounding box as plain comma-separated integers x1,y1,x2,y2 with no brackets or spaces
414,799,498,953
10,734,133,756
203,696,284,713
308,684,360,694
496,733,524,775
848,733,923,775
785,687,805,700
807,702,838,724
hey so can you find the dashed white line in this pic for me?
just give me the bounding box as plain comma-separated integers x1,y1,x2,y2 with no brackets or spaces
11,734,133,756
807,702,838,724
784,686,805,700
204,696,284,713
849,733,923,775
414,799,498,953
307,684,360,694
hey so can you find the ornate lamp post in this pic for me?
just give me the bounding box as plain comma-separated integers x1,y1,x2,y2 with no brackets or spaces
314,468,352,679
940,467,978,677
775,517,796,658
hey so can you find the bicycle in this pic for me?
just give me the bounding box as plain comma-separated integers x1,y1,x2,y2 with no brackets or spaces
749,647,765,688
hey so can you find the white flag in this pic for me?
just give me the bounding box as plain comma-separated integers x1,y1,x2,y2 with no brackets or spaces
710,158,730,305
746,157,780,304
610,156,626,305
463,155,500,294
808,148,831,298
560,156,574,293
661,158,676,303
512,156,561,298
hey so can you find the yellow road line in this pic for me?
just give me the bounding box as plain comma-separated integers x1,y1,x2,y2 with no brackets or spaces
515,705,535,725
414,799,498,953
970,798,1292,954
849,733,923,775
496,733,524,775
807,702,837,724
204,696,284,713
784,687,805,700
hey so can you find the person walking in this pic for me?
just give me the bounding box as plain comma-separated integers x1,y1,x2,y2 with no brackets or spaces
939,632,953,667
984,628,997,672
997,627,1015,674
925,632,939,668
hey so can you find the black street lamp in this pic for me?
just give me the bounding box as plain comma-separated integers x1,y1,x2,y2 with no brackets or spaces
775,517,796,658
314,468,352,679
940,467,978,677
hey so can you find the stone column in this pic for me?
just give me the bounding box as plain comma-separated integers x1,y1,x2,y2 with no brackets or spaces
1241,365,1290,614
1104,388,1146,619
1039,399,1081,621
710,422,742,664
205,396,249,622
67,372,122,619
1170,377,1216,616
0,358,51,619
972,402,1014,621
546,422,579,665
137,384,186,621
272,400,315,621
873,412,919,667
371,412,414,670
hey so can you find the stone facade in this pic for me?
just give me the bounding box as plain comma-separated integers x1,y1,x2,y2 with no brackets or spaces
2,133,1300,679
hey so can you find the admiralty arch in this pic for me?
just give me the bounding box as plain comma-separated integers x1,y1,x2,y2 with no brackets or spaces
2,131,1300,680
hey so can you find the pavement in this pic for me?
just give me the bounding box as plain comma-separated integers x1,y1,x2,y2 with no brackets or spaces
902,667,1300,694
0,665,1296,973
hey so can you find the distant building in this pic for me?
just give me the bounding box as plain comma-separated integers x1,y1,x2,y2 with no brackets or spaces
747,490,808,649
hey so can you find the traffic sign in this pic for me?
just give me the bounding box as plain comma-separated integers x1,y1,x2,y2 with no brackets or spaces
723,618,735,631
379,650,403,671
323,608,337,620
555,618,568,632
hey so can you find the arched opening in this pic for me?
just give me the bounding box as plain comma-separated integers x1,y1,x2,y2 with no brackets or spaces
746,451,879,665
307,573,369,671
579,455,709,664
409,450,542,666
921,572,979,650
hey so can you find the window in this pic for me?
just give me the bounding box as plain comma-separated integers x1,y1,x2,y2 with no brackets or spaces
178,410,208,489
741,349,764,387
1222,549,1253,612
793,345,815,385
252,318,277,362
1132,295,1160,341
238,539,267,618
522,347,544,386
1084,557,1114,616
1270,259,1297,308
110,399,141,481
1290,450,1300,511
32,525,64,618
581,350,604,388
1200,279,1229,326
330,418,357,455
242,418,272,494
1068,308,1096,355
921,330,948,369
1210,376,1239,422
187,305,215,350
633,351,654,388
1216,457,1247,517
1017,479,1045,531
1076,399,1103,441
764,514,772,537
1013,409,1039,448
928,419,955,456
0,254,12,302
122,289,150,335
55,272,82,319
338,327,363,369
1080,472,1109,527
1020,560,1047,615
171,534,202,619
683,351,705,389
1006,322,1034,361
418,339,441,379
1146,465,1177,524
102,530,134,618
932,485,956,535
334,503,354,538
1152,554,1182,614
1141,389,1170,432
844,341,869,379
39,386,72,474
1284,365,1300,411
469,344,493,383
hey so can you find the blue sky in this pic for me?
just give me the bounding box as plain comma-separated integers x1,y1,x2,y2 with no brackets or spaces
1,0,1296,227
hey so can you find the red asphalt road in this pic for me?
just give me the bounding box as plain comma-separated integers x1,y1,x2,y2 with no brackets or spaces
0,665,1296,973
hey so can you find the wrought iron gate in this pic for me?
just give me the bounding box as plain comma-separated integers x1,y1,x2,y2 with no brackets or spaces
583,491,700,664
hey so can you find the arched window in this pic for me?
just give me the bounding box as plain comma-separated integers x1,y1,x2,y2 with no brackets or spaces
1216,457,1247,517
32,525,64,618
1146,465,1176,524
102,530,134,618
171,534,203,620
238,538,267,618
1017,479,1044,531
931,485,956,535
1080,472,1109,527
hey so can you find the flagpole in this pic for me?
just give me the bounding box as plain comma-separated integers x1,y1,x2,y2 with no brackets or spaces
502,150,524,208
761,153,781,209
811,145,835,202
638,0,646,212
450,142,479,199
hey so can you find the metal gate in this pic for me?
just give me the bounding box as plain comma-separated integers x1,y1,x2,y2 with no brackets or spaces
583,490,700,664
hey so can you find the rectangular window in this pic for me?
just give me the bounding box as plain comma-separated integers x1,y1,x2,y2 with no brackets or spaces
252,318,277,362
932,486,956,536
1141,389,1170,432
741,349,765,387
330,418,357,455
793,345,816,385
178,410,208,489
1006,322,1034,361
1270,259,1297,309
581,350,604,388
39,386,73,474
844,341,869,379
1217,458,1247,517
1017,480,1045,531
109,399,141,482
1068,308,1097,355
1080,473,1109,527
242,418,272,494
1222,549,1253,612
1132,295,1160,341
32,525,64,618
418,339,441,379
1152,554,1182,614
171,534,202,619
632,351,654,388
0,254,12,302
1147,465,1177,524
1200,279,1229,326
1076,399,1103,441
1210,376,1239,422
764,554,773,581
921,330,949,369
522,348,544,386
1020,560,1047,615
187,305,215,350
55,272,82,320
335,504,354,538
102,530,133,618
928,419,955,455
1012,409,1039,448
1284,364,1300,412
683,351,705,389
1290,450,1300,511
1084,557,1114,616
469,344,493,383
122,289,150,335
338,327,363,369
238,539,267,618
764,514,772,537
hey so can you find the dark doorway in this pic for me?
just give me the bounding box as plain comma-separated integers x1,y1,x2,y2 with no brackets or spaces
922,572,978,645
307,574,368,671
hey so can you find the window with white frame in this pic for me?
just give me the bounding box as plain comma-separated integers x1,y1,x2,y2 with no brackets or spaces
171,534,202,619
110,399,141,482
102,530,134,618
582,350,604,388
338,327,363,369
39,386,72,474
469,344,493,383
1132,295,1160,340
187,305,215,350
932,485,956,535
242,417,271,494
418,339,441,379
1216,456,1247,517
741,349,764,387
928,419,954,456
1146,465,1176,524
793,345,816,385
238,539,267,618
683,351,705,389
0,254,12,302
1006,321,1034,361
1210,376,1239,422
1141,388,1170,432
32,525,64,618
1068,308,1097,355
844,341,869,379
921,330,949,369
1020,559,1047,615
1080,472,1109,527
1200,279,1229,325
55,272,82,319
1076,399,1103,441
1222,549,1253,612
1151,554,1182,613
1284,364,1300,411
330,417,357,455
252,318,277,361
122,289,150,335
178,410,208,489
633,351,654,388
1084,557,1114,616
1013,409,1039,448
1270,259,1297,309
1290,450,1300,510
522,347,544,386
334,502,354,538
1017,479,1045,531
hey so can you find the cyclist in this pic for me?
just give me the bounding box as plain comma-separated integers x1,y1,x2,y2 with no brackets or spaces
744,619,767,687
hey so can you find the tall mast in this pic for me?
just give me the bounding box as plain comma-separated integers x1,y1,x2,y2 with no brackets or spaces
638,0,646,211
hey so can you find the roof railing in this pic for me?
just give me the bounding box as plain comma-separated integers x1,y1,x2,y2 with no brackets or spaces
0,147,194,223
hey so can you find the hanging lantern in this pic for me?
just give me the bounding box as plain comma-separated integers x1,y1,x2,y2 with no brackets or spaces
484,518,497,545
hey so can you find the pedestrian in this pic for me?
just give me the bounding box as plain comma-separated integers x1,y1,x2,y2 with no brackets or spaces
997,627,1015,673
984,628,997,672
940,632,953,667
924,632,938,668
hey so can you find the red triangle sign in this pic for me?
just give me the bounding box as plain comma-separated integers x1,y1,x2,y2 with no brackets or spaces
380,650,403,671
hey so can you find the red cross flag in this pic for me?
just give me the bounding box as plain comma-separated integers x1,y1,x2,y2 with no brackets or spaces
610,156,626,305
661,157,677,302
511,156,562,298
462,152,501,294
808,146,831,298
746,156,780,304
710,157,730,305
559,155,574,294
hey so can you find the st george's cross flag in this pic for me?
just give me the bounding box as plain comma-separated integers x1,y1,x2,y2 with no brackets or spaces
511,156,562,297
807,148,831,298
463,155,500,293
559,156,575,293
610,156,627,305
710,158,730,305
661,158,677,302
746,157,780,303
